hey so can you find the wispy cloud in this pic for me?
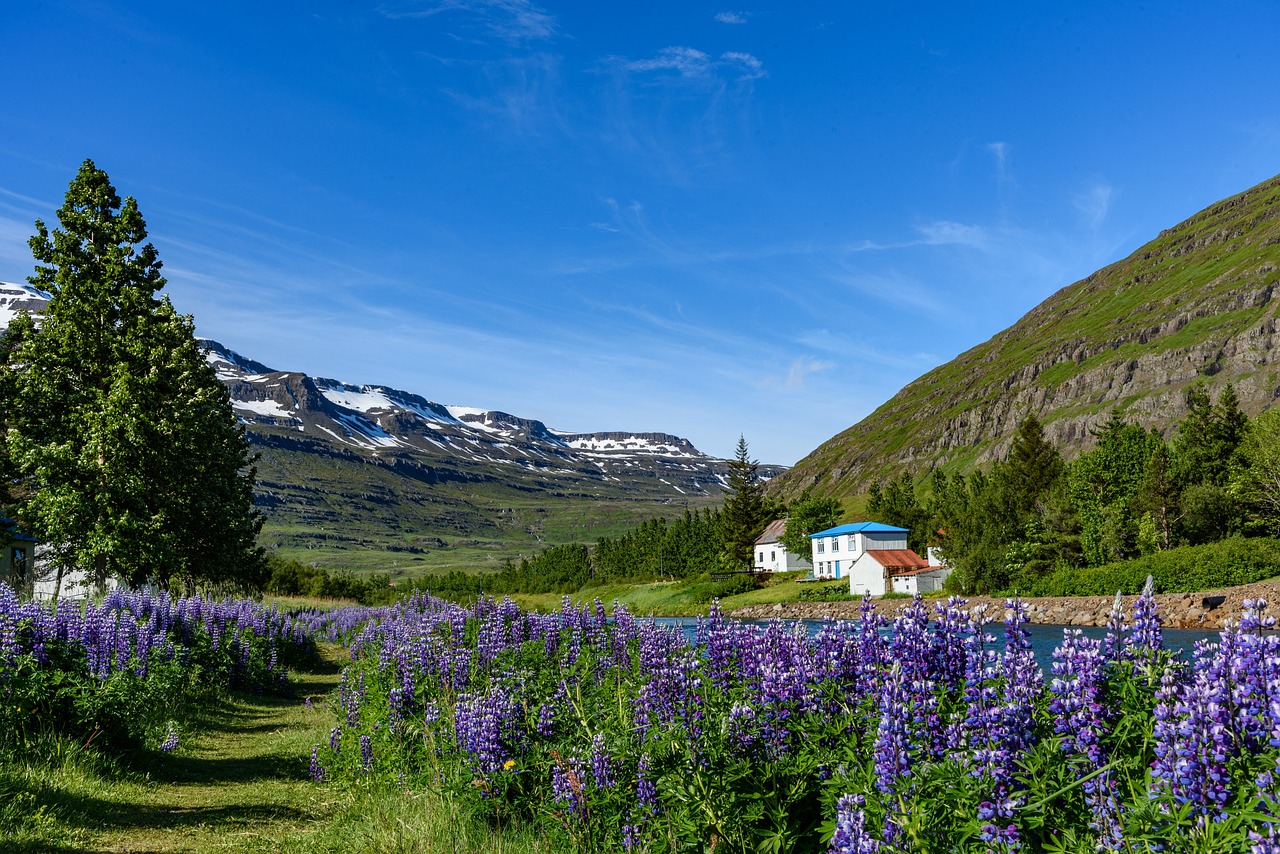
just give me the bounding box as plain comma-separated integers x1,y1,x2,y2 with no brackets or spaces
915,220,990,250
439,52,565,135
381,0,556,42
721,52,766,81
785,358,835,389
715,11,749,24
621,46,714,78
986,141,1009,179
1073,181,1114,231
614,47,766,82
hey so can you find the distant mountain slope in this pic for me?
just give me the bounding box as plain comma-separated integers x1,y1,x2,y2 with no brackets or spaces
0,294,778,570
772,172,1280,501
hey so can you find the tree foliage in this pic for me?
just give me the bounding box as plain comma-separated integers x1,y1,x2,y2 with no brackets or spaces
1230,408,1280,536
0,160,264,594
779,493,842,559
866,473,931,555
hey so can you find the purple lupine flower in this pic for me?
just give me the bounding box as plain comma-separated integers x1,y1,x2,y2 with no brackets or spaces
636,752,658,816
310,745,325,782
727,703,760,756
829,793,881,854
536,701,555,738
1125,575,1163,658
1049,629,1123,848
359,735,374,773
622,821,641,852
873,661,912,798
551,754,588,818
590,732,617,789
329,726,342,753
454,686,525,776
160,725,180,753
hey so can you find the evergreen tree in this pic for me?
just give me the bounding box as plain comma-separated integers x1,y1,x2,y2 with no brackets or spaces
1174,383,1247,488
1136,439,1179,550
1,160,264,594
717,436,780,570
1003,413,1065,515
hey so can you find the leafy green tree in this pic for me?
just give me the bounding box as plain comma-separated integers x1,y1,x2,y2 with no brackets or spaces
717,436,781,571
1,160,264,594
1136,439,1179,550
1230,408,1280,536
779,493,842,559
866,472,931,555
1067,410,1162,565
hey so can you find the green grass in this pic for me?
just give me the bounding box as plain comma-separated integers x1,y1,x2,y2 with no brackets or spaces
0,645,549,853
498,571,830,616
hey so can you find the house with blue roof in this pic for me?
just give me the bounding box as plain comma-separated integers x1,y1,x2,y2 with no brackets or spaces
809,521,951,596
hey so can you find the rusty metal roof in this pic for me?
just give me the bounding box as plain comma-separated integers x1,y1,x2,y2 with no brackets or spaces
754,519,787,545
864,548,929,572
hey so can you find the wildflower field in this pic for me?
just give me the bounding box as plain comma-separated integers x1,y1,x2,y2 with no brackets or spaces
3,582,1280,852
310,586,1280,853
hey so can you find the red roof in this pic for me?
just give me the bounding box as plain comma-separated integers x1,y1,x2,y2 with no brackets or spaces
888,564,948,578
754,519,787,545
864,548,930,574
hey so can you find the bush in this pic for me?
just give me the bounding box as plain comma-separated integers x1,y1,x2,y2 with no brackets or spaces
1027,536,1280,596
797,580,854,602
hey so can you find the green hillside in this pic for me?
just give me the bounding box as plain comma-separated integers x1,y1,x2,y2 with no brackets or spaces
772,172,1280,501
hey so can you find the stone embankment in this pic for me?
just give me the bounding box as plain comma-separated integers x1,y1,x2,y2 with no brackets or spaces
730,580,1280,630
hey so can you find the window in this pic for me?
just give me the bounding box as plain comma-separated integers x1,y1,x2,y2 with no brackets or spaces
816,540,825,554
758,551,764,564
770,551,776,562
829,537,837,552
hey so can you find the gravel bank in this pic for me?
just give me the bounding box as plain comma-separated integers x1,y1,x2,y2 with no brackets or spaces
729,579,1280,629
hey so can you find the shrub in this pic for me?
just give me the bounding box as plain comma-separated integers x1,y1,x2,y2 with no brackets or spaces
1027,536,1280,596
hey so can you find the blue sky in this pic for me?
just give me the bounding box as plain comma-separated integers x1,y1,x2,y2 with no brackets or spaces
2,1,1279,465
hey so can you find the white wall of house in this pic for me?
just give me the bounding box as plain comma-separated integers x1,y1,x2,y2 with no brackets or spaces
889,567,950,595
809,527,908,583
753,544,811,573
845,552,892,596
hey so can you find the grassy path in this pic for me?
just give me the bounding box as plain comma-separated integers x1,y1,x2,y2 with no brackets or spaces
30,646,347,854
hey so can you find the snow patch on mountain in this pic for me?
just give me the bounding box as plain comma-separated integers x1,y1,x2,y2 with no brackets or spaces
0,282,52,330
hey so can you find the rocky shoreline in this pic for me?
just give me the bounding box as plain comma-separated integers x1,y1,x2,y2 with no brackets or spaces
729,579,1280,630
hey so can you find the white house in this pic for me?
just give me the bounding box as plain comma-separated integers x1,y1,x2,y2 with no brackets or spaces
753,519,812,573
886,547,952,595
809,522,952,596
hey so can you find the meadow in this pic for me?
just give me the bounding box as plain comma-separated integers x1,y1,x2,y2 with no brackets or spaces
3,582,1279,852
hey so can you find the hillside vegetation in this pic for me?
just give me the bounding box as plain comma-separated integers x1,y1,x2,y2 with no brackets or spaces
772,172,1280,502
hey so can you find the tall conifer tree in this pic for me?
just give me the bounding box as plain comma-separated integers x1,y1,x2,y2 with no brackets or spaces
1,160,264,594
718,436,779,570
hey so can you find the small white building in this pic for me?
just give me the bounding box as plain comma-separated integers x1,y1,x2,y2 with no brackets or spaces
753,519,812,573
809,522,951,596
886,548,952,595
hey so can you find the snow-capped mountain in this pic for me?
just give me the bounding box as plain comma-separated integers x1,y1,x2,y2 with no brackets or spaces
200,338,757,494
